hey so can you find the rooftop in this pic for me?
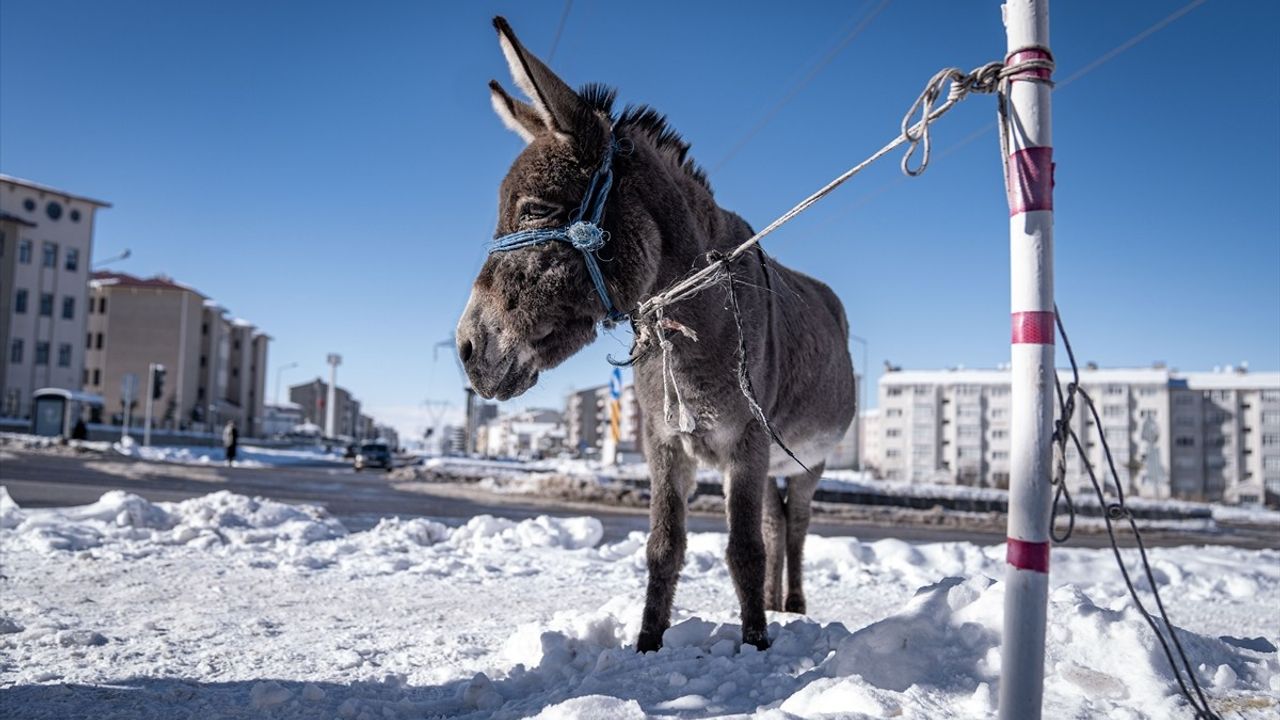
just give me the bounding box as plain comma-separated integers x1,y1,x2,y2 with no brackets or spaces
880,367,1279,389
90,271,204,296
0,174,112,208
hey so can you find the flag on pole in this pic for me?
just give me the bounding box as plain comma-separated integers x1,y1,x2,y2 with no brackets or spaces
608,367,622,445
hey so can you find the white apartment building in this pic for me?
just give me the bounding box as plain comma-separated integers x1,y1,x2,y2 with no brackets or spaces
873,366,1280,505
476,408,565,458
1,175,110,418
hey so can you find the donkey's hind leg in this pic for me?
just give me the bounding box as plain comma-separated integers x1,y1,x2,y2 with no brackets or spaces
783,463,823,614
762,478,787,612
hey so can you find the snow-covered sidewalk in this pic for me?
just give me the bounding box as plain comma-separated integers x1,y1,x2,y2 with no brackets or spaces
1,488,1276,719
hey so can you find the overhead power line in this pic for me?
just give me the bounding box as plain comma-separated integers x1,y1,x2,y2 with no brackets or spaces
711,0,895,173
547,0,574,63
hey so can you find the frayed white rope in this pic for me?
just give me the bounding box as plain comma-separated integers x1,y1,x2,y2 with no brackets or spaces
656,308,696,433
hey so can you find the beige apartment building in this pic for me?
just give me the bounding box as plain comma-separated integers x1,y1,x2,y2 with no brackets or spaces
871,366,1280,505
1,175,110,418
288,379,366,440
84,272,269,436
565,382,643,458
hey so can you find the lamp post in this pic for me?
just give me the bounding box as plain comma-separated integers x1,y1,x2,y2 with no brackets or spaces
325,354,342,438
274,361,300,406
92,248,131,269
850,334,869,470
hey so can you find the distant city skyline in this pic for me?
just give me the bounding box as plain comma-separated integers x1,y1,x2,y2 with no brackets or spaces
3,1,1277,440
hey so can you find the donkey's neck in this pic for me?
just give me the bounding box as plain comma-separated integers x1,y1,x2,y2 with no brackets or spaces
627,139,752,304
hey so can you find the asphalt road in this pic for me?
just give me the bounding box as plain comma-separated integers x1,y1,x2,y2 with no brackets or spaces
0,449,1015,545
2,450,1273,548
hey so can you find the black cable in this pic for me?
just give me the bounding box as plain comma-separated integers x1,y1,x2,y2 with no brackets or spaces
1054,306,1220,720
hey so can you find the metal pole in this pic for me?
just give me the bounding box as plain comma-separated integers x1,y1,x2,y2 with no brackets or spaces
143,363,156,447
325,354,341,438
850,334,869,470
999,1,1055,719
275,361,299,406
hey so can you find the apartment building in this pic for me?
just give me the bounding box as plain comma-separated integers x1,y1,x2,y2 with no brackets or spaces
565,381,643,458
476,408,565,458
0,175,109,418
288,378,380,440
872,366,1280,504
84,272,269,435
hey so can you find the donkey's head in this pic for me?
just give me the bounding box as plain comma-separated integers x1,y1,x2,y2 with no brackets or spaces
457,17,653,401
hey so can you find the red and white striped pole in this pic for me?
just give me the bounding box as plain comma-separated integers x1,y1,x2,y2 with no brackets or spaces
999,1,1055,719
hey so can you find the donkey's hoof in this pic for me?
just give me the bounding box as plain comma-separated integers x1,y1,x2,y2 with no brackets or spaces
743,627,771,651
636,631,663,654
784,595,807,614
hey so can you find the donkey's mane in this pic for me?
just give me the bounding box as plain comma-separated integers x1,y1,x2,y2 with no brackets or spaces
580,83,711,191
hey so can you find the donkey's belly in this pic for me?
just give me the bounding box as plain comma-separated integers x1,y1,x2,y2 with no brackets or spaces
767,432,840,476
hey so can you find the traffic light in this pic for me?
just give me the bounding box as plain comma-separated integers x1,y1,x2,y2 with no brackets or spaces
151,364,166,400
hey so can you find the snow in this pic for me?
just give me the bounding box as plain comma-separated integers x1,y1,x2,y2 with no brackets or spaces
110,436,349,468
2,487,1277,719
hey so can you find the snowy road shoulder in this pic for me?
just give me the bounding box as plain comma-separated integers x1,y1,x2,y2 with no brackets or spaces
1,487,1277,719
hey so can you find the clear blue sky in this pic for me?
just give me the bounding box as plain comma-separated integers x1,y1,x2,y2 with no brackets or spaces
3,1,1277,438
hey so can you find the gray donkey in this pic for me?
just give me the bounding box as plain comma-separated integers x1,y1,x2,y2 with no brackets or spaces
457,17,855,651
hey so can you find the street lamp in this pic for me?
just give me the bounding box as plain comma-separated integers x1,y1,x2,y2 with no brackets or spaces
274,361,300,405
850,334,869,471
92,248,131,269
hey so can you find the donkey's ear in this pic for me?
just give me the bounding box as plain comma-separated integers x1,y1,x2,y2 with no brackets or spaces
489,80,542,143
493,16,592,142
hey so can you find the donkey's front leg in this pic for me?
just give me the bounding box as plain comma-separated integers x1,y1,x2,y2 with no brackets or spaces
725,427,771,650
783,463,823,614
637,436,696,653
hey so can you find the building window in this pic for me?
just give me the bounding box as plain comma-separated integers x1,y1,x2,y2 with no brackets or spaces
95,333,103,350
201,322,209,335
1138,387,1157,396
42,241,57,267
34,342,50,366
1175,394,1194,406
886,428,901,438
1140,409,1157,419
1263,411,1280,426
99,296,107,313
1261,390,1280,402
22,198,35,212
57,344,71,367
1262,434,1280,447
93,368,101,386
200,355,207,368
992,451,1009,460
46,201,63,221
82,368,89,385
62,296,75,319
991,407,1007,419
991,429,1008,439
65,248,79,271
1103,405,1126,418
14,289,28,314
885,449,901,458
1105,385,1125,396
886,408,903,418
18,239,31,264
70,209,82,222
39,293,54,316
9,339,23,364
86,332,92,349
1263,457,1280,471
958,425,980,438
1175,436,1195,447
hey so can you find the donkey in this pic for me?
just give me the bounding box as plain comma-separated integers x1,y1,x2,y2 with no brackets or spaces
457,17,855,651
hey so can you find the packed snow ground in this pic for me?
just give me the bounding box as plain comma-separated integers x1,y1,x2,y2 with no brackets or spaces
1,488,1277,719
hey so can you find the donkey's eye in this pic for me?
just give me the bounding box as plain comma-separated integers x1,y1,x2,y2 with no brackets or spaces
519,202,559,223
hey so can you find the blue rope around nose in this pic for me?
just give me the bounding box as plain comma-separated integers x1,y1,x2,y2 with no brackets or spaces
487,135,626,325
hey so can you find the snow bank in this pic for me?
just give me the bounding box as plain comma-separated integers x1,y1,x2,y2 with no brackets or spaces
2,489,1277,719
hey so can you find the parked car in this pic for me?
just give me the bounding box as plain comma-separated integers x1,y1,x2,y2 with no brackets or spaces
354,442,393,472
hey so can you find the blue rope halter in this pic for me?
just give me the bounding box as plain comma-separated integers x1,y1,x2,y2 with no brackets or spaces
487,134,626,325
